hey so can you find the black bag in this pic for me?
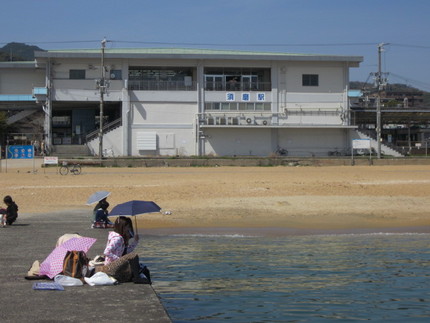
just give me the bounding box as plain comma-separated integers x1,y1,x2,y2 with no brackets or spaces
63,250,89,278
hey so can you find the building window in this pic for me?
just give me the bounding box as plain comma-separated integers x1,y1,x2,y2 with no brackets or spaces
109,70,122,80
204,68,271,91
128,66,195,90
302,74,319,86
69,69,86,79
205,102,270,111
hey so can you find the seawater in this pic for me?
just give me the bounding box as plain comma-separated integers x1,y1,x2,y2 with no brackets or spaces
136,232,430,322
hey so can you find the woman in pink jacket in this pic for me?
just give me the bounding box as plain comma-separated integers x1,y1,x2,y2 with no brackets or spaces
103,216,139,264
100,216,151,284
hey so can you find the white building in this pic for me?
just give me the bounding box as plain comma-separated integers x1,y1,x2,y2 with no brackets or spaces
0,48,363,157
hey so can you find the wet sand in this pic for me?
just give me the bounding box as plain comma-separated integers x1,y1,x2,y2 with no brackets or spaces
1,164,430,232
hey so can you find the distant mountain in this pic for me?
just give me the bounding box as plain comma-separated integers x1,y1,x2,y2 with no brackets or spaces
350,81,424,93
350,81,430,105
0,42,45,61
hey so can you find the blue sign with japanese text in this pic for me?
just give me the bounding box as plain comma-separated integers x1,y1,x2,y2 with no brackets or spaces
241,93,250,101
7,145,34,159
226,93,235,101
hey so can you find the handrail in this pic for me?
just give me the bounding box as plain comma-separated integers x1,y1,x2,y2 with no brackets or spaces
357,129,405,155
85,118,122,143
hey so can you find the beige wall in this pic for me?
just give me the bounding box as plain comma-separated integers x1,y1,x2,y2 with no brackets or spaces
0,68,45,94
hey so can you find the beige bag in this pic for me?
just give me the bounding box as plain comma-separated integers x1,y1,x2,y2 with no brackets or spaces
98,252,139,283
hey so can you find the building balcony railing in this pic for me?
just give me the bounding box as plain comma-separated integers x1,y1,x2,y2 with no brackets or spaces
205,81,271,92
127,80,272,92
198,108,345,127
129,80,197,91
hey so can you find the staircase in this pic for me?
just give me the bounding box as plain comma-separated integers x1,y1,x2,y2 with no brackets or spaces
51,145,92,158
7,109,38,125
85,118,122,142
356,130,404,157
51,118,123,158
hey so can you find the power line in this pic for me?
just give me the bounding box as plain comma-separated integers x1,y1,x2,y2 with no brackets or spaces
1,39,429,50
0,40,378,48
390,43,430,50
109,40,378,47
389,72,430,91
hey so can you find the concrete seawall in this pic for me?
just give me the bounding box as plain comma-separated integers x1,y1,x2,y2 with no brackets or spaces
3,156,430,172
0,210,171,322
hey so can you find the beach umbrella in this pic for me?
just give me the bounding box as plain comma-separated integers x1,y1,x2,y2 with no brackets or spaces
108,200,162,233
39,237,97,279
86,191,111,205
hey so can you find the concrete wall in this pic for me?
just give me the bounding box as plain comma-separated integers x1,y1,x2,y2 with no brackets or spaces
278,128,348,157
201,127,350,157
130,127,195,156
0,68,45,94
87,125,123,156
282,62,345,93
129,102,197,156
276,62,347,126
204,128,272,156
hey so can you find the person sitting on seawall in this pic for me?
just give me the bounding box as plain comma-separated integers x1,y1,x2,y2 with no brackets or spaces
92,200,113,229
1,195,18,227
98,216,151,284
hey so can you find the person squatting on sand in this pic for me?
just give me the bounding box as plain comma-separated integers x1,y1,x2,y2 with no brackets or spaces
98,216,151,284
0,195,18,227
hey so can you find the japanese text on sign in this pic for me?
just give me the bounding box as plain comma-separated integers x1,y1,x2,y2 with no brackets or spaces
7,145,34,159
226,93,235,101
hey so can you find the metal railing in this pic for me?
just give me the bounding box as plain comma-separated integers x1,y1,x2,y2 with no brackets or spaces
198,109,344,127
205,81,271,91
127,80,271,92
128,80,197,91
85,118,122,143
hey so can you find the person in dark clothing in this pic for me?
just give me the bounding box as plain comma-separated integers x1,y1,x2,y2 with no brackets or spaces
92,199,113,228
3,195,18,226
92,198,109,220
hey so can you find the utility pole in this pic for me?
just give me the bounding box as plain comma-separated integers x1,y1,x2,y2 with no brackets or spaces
375,43,388,159
98,38,107,162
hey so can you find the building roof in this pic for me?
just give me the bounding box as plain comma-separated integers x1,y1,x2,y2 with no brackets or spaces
0,61,37,69
348,90,363,98
34,47,363,64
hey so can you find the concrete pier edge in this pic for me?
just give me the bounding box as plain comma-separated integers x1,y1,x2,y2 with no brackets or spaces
0,209,171,322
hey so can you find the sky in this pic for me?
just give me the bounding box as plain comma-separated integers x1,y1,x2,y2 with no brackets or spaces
1,0,430,90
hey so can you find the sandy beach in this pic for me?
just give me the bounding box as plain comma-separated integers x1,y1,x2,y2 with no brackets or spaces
1,163,430,231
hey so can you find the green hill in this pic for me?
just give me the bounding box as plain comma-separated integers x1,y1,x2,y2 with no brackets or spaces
0,42,45,61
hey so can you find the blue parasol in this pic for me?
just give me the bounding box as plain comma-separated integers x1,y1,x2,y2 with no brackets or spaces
108,200,162,233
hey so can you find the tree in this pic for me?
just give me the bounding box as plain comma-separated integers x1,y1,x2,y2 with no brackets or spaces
0,111,9,143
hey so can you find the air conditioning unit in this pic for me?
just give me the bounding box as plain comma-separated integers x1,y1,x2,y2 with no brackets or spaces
228,117,239,125
110,73,117,79
245,117,254,125
217,117,227,125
